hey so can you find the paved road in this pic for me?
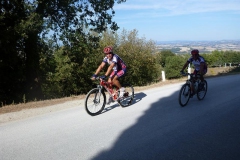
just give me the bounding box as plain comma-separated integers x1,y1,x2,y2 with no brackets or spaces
1,74,240,160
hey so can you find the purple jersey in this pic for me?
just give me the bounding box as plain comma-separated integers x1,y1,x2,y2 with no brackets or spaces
187,56,207,71
103,54,126,72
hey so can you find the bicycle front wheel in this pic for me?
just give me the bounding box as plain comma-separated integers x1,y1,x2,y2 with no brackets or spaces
178,84,191,107
85,88,106,116
197,80,208,100
118,84,134,107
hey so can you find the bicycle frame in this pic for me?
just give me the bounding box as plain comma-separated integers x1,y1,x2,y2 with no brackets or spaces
98,78,119,101
184,73,201,92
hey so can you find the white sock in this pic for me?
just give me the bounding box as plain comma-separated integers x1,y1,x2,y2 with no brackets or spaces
120,87,125,92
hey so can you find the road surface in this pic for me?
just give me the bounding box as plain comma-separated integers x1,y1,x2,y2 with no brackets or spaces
1,74,240,160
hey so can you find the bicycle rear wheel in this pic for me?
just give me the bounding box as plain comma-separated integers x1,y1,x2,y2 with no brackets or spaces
197,80,208,100
118,84,134,107
85,88,106,116
178,84,191,107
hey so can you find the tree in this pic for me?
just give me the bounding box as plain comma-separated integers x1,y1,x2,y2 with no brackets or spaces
211,50,224,66
0,0,127,104
224,51,240,65
0,0,35,104
115,29,160,85
165,55,186,79
155,50,175,68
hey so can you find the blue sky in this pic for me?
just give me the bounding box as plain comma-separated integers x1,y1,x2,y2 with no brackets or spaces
112,0,240,41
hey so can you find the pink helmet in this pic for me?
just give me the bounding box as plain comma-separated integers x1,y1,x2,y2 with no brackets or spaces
191,49,199,55
103,46,113,54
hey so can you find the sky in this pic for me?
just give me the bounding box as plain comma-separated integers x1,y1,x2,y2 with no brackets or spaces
112,0,240,42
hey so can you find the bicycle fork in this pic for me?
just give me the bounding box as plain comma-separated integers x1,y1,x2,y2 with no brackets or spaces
93,85,103,104
186,81,194,95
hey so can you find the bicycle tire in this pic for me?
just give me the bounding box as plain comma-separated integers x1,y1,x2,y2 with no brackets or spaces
178,84,191,107
197,80,208,100
85,88,106,116
118,84,134,107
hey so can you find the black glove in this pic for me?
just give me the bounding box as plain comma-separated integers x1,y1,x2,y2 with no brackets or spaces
99,75,106,80
92,74,97,79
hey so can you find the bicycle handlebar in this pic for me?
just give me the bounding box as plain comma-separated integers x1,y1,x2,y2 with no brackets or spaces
92,76,113,86
181,72,201,78
93,76,107,82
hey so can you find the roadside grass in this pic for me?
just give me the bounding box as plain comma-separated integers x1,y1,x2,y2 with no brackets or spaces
206,66,240,76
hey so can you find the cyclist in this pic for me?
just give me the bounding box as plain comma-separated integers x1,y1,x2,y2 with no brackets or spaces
180,49,207,97
91,46,127,104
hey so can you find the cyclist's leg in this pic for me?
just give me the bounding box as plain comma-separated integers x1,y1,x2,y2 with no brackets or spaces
109,72,120,89
111,69,126,88
113,69,126,97
191,70,197,95
199,67,207,81
202,68,207,81
106,71,116,104
199,68,207,84
199,68,207,89
108,70,123,87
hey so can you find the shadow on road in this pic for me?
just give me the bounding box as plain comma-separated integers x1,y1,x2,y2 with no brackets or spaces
101,92,147,114
91,78,240,160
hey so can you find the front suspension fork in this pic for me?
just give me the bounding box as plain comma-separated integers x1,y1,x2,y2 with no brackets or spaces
94,85,103,103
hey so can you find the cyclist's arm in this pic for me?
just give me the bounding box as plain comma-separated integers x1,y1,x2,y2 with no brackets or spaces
94,62,106,75
181,61,190,71
105,62,115,76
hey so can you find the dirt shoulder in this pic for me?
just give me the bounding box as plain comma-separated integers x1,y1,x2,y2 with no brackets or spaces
0,67,238,123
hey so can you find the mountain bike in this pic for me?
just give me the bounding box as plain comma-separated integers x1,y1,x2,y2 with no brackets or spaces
178,72,208,107
85,77,134,116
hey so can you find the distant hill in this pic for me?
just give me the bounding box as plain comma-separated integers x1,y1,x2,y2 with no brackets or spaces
156,40,240,54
